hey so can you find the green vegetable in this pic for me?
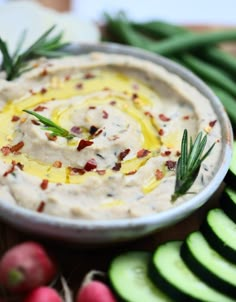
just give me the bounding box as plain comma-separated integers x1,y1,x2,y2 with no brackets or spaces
172,129,215,202
0,25,68,80
23,110,75,140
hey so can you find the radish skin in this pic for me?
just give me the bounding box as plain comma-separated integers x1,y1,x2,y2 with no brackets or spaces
23,286,62,302
76,280,117,302
0,242,57,293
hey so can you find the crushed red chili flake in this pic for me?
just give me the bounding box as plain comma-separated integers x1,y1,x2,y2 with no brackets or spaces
137,149,151,158
144,111,154,118
165,160,176,170
216,139,220,143
159,114,170,122
89,125,98,135
109,100,117,106
183,115,190,120
70,126,81,135
40,88,47,94
112,162,121,171
209,120,217,127
84,159,97,171
84,72,95,79
96,169,106,175
37,201,45,213
53,161,62,168
40,179,48,190
10,141,24,153
69,167,86,175
31,119,40,126
11,115,20,122
3,161,16,177
161,150,171,157
158,129,164,136
155,169,164,180
34,105,47,112
118,148,130,161
75,83,83,89
131,93,138,100
40,69,48,77
89,106,96,110
94,129,103,137
125,170,137,175
16,162,24,170
176,151,181,156
77,139,93,151
1,146,11,156
102,110,109,119
65,75,71,81
45,133,57,141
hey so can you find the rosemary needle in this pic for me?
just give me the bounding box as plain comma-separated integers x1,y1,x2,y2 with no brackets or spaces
171,129,215,202
23,110,75,140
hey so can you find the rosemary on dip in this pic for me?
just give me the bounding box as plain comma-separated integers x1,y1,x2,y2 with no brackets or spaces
23,110,75,140
171,129,215,202
0,25,68,80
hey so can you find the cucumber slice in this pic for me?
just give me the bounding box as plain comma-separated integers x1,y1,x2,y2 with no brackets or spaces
221,186,236,223
201,208,236,263
109,251,172,302
150,241,234,302
225,141,236,185
181,231,236,298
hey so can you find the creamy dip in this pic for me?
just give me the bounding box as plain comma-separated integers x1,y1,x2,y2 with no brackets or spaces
0,52,222,219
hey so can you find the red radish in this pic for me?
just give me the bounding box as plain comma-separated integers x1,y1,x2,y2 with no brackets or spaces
23,286,62,302
0,241,57,293
76,271,117,302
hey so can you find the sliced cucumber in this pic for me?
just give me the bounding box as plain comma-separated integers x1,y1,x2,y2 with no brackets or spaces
150,241,234,302
181,231,236,298
225,141,236,185
220,186,236,223
109,251,172,302
201,208,236,263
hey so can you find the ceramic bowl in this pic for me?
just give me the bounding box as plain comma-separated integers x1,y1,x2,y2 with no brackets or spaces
0,43,233,245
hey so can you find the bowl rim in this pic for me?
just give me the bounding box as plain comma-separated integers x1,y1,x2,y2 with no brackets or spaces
0,42,233,232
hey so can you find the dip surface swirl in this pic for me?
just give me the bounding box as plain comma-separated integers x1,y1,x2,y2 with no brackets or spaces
0,53,222,219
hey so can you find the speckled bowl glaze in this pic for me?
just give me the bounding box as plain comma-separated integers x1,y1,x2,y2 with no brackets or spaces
0,43,233,245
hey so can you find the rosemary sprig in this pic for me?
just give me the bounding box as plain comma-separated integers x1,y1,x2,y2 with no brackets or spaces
23,109,75,140
171,129,215,202
0,25,68,80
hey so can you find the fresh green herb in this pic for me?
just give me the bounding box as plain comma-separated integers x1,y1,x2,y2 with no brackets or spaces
0,25,68,80
23,109,75,140
171,129,215,202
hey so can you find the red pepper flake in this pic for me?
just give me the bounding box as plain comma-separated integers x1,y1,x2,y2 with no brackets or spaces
165,160,176,170
10,141,24,153
102,110,109,119
16,162,24,170
40,69,48,77
176,151,181,157
89,106,96,110
159,114,170,122
40,87,47,94
11,115,20,122
65,75,71,81
1,146,11,156
84,159,97,171
94,129,103,137
53,161,62,168
161,150,171,157
3,161,16,177
144,111,154,118
31,119,40,126
34,105,47,112
131,93,138,100
125,170,137,175
216,139,220,143
137,149,151,158
209,120,217,127
84,72,95,79
96,169,106,175
112,162,121,171
158,129,164,136
155,169,164,180
40,179,48,190
109,100,117,106
70,126,81,135
75,83,83,89
89,125,98,135
77,139,93,151
45,133,57,141
37,201,45,213
69,167,86,175
118,148,130,161
183,115,190,120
